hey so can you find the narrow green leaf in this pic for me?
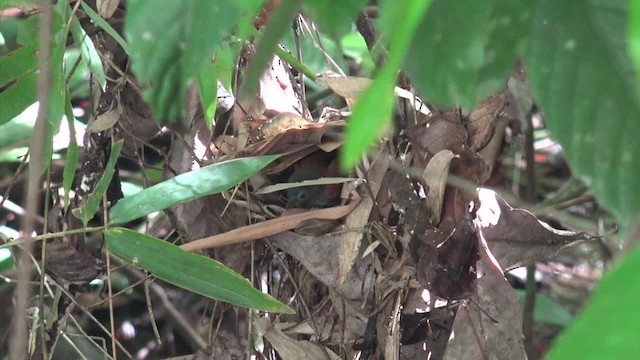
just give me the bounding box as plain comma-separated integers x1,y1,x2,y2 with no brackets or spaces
525,0,640,232
242,0,299,97
73,140,124,225
69,14,106,90
0,72,37,126
80,2,131,55
0,42,38,87
196,60,218,130
62,93,78,210
109,155,280,225
125,0,259,124
274,46,317,80
341,0,432,169
105,227,294,313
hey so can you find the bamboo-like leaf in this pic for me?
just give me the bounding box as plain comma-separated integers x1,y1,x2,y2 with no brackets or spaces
105,227,294,313
109,155,279,225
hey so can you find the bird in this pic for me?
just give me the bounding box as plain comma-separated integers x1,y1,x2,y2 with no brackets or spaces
286,151,343,209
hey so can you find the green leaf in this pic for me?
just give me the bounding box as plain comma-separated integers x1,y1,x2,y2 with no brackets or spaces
304,0,367,40
404,0,533,110
0,42,38,87
105,227,294,313
630,0,640,84
341,0,432,169
109,155,280,225
125,0,259,125
62,93,78,210
242,0,299,96
0,72,37,126
525,0,640,232
196,60,217,130
73,140,124,225
547,243,640,359
80,2,130,55
69,14,106,90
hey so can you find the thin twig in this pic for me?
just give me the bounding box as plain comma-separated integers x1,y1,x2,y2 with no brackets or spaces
522,112,538,359
11,1,53,358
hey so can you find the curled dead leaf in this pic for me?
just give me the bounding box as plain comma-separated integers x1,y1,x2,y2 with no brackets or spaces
474,189,591,271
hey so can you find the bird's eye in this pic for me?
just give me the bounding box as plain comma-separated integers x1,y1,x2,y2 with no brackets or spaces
298,192,306,200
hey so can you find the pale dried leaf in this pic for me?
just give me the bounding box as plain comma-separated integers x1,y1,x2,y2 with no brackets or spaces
423,150,455,224
339,152,389,283
384,294,402,360
319,75,372,101
97,0,119,18
254,318,340,360
88,105,121,133
260,112,310,138
467,92,508,151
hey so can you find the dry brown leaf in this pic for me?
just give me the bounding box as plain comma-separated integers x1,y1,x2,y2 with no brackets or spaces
254,318,340,360
423,150,455,225
88,103,121,133
180,198,360,252
407,109,467,158
466,92,508,151
319,75,373,102
475,189,590,271
339,151,389,283
444,243,526,360
97,0,119,18
259,112,310,138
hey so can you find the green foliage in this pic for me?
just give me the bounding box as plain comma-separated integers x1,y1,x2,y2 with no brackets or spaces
304,0,367,40
527,0,640,234
105,227,294,313
405,0,532,110
109,155,280,225
243,0,300,96
196,60,217,130
124,0,261,128
341,0,433,169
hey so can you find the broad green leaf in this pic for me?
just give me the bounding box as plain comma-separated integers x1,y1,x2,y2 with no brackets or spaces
242,0,299,97
404,0,532,110
105,228,294,313
69,14,106,90
631,0,640,84
125,0,260,125
341,0,432,169
80,2,131,55
547,243,640,359
525,0,640,232
73,140,124,225
304,0,367,40
109,155,280,225
196,60,217,130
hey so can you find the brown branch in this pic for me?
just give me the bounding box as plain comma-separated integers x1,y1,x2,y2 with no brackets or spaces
11,1,53,358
